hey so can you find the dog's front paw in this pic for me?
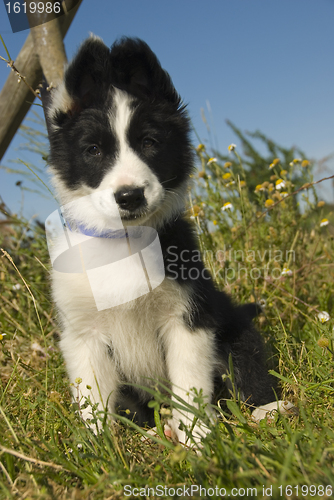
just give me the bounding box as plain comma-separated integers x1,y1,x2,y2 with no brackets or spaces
78,404,103,434
168,413,211,446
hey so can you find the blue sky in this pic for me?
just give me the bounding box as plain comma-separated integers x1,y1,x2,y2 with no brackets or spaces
0,0,333,221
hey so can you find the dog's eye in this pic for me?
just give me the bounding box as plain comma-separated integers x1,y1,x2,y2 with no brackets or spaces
87,145,101,156
142,137,156,149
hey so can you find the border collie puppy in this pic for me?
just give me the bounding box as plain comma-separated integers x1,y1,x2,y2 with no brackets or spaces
43,36,275,443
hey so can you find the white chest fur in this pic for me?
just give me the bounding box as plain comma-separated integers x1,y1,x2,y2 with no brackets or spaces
52,270,191,386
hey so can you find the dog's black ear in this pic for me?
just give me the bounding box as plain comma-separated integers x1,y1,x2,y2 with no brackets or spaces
64,37,110,108
109,37,181,106
45,36,111,127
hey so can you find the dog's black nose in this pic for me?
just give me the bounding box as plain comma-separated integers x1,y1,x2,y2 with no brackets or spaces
114,187,145,211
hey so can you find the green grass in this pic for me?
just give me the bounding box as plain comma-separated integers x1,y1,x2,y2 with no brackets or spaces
1,129,334,499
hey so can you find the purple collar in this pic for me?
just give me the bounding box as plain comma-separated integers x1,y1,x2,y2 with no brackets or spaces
65,219,128,239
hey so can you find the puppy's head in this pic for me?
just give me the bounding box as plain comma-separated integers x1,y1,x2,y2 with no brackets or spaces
44,36,193,231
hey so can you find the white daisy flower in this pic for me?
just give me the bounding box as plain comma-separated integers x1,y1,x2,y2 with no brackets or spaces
317,311,330,323
221,202,233,211
207,157,217,165
275,179,286,190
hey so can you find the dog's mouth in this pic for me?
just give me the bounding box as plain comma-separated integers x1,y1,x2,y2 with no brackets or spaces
119,207,149,222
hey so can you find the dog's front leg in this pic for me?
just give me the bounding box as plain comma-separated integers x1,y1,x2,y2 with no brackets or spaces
60,331,119,430
164,323,215,445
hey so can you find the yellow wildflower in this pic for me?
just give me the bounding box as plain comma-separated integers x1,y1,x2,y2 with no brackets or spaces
269,158,280,169
222,202,233,211
317,201,325,208
289,158,302,167
196,144,205,153
228,143,236,153
224,161,232,168
275,179,286,190
265,199,275,208
222,172,232,180
318,338,329,348
301,160,310,167
320,218,329,227
207,157,217,165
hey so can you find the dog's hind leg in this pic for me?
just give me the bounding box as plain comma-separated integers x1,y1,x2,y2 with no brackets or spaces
229,326,277,407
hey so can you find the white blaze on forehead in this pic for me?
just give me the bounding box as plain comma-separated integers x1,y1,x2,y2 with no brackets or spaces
110,89,135,151
106,88,159,194
107,89,143,188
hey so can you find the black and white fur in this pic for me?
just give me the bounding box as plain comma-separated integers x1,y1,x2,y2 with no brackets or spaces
43,36,275,443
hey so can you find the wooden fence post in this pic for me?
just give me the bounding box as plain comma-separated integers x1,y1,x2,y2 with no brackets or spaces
0,0,82,161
